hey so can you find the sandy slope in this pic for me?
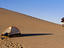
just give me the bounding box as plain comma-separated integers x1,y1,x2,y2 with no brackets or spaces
0,38,23,48
0,8,64,48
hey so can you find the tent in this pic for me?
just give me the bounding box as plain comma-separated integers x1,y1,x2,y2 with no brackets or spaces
1,26,21,37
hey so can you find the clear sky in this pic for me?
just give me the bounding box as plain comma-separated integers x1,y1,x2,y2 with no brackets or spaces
0,0,64,24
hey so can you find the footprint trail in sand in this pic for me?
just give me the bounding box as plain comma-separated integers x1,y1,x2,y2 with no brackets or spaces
0,38,23,48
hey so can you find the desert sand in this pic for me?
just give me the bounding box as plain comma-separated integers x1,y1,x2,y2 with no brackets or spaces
0,38,23,48
0,8,64,48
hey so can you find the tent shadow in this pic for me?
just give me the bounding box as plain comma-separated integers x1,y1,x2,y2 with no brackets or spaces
9,33,53,38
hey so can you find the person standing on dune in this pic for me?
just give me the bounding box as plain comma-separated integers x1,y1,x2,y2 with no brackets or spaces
61,17,64,27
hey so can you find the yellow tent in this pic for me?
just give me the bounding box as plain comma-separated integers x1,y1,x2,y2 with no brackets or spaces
2,26,21,36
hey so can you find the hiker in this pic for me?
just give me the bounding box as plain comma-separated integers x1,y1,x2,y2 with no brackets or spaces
61,17,64,27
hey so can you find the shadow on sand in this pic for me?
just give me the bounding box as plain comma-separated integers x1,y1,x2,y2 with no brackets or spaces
9,33,53,38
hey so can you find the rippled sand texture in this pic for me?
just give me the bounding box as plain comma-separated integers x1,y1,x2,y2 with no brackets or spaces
0,38,23,48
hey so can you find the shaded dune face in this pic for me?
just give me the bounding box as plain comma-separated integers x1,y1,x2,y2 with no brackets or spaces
0,8,64,48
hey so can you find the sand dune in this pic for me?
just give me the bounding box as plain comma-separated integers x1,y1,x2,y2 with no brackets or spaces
0,38,23,48
0,8,64,48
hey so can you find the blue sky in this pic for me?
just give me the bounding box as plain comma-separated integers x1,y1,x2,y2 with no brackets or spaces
0,0,64,24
